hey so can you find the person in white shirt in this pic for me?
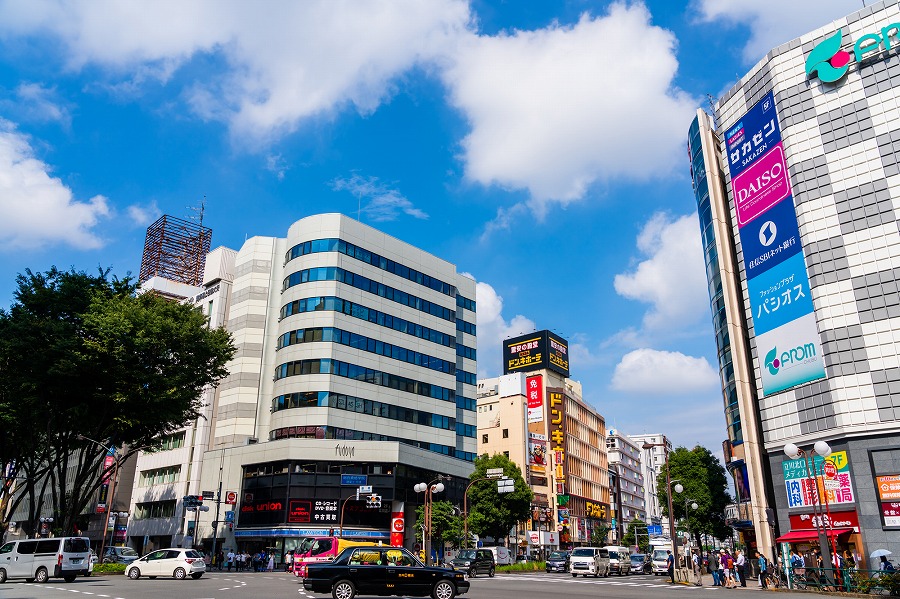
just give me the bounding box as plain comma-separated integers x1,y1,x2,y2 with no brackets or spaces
692,551,703,586
226,550,235,572
736,550,747,587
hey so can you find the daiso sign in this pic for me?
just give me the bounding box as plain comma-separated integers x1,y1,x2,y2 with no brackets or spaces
732,142,791,227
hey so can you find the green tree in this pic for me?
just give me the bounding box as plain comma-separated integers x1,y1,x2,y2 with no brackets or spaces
623,517,651,553
656,445,733,550
415,500,464,556
0,267,235,536
591,521,611,546
467,454,532,544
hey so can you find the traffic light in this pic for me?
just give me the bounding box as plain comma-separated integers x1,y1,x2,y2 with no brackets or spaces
183,495,204,509
366,494,382,508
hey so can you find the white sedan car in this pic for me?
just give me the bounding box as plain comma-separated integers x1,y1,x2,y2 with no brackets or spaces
126,548,206,580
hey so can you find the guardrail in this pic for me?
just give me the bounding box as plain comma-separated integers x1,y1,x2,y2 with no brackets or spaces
774,566,900,594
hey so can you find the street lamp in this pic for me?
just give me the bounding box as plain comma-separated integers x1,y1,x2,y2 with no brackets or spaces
415,476,447,566
673,484,698,552
783,440,838,587
77,434,119,560
642,438,679,573
37,516,54,538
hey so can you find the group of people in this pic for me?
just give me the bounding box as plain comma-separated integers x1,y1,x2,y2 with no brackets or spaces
209,549,277,572
666,547,772,589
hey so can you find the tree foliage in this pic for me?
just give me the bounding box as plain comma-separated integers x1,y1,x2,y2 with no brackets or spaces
466,454,533,543
415,500,463,552
0,267,235,536
623,517,651,553
591,522,611,546
656,445,733,546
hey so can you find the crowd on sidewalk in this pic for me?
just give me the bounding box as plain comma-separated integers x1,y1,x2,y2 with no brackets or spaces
207,549,278,572
667,547,773,589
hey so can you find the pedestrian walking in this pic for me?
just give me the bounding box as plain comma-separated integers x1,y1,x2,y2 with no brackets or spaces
267,552,275,572
722,550,735,588
667,550,675,583
736,549,747,587
711,552,721,586
217,550,224,571
692,550,703,586
226,549,235,572
756,551,768,589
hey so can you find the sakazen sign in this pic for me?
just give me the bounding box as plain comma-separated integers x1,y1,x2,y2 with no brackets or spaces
806,22,900,83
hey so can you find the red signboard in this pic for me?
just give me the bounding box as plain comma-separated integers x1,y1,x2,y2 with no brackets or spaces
288,500,312,523
789,510,859,531
101,456,115,484
526,375,543,423
823,461,837,480
225,491,237,504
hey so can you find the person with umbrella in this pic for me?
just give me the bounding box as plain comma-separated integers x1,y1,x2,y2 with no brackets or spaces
871,550,894,574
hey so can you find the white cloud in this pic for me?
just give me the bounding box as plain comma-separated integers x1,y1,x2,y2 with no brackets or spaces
0,120,109,249
126,201,161,226
332,174,428,222
442,3,698,212
613,212,708,333
0,0,471,146
265,154,289,181
472,279,536,378
611,348,718,394
12,83,70,126
695,0,856,64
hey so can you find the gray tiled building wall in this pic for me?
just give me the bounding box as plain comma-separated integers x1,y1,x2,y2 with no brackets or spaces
714,0,900,553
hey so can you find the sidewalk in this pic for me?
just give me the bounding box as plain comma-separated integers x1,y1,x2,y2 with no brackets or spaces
671,571,766,589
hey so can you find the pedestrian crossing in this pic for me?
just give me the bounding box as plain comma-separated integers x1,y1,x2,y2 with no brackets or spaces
480,573,695,590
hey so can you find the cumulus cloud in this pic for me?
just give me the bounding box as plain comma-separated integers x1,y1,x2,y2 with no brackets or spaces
332,174,427,222
442,3,698,212
473,279,536,378
0,0,471,146
613,212,708,333
265,154,289,181
7,83,71,126
0,120,109,249
695,0,856,64
126,201,161,226
611,348,718,394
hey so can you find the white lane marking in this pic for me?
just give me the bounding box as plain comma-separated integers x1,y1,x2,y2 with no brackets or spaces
81,592,94,595
219,588,231,591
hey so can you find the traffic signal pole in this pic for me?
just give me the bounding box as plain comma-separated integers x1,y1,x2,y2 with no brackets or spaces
211,481,223,561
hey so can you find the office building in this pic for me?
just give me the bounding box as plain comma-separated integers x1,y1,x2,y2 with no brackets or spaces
477,330,610,550
688,0,900,562
606,429,646,540
131,213,478,558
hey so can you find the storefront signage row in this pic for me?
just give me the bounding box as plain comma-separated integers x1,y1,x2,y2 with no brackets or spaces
789,510,859,531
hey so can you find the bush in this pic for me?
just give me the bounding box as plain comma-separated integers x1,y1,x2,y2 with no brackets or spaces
498,561,546,572
92,563,127,575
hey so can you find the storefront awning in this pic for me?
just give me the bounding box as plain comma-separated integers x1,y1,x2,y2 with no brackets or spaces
775,528,853,543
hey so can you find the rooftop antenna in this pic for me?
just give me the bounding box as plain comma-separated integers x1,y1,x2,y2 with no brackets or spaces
188,195,207,228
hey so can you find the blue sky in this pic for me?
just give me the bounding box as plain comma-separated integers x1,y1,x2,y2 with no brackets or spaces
0,0,861,455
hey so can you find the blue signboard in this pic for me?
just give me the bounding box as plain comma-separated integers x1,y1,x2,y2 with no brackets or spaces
341,474,368,486
746,253,816,336
738,196,802,279
225,511,234,523
725,91,781,179
647,525,663,536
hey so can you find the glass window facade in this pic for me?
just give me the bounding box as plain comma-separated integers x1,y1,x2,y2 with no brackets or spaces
269,425,474,461
274,358,455,402
285,238,458,297
271,390,460,432
689,116,743,445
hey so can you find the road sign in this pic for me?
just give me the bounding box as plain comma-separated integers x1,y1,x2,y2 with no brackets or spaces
225,491,237,504
358,485,373,493
497,478,515,494
225,511,235,523
486,468,504,479
202,490,215,499
342,474,368,486
647,525,663,536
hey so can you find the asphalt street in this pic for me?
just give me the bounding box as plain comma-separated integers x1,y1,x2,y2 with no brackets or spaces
0,571,815,599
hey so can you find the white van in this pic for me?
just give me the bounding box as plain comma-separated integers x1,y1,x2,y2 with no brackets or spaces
569,546,610,578
487,546,513,565
0,537,91,583
605,545,631,576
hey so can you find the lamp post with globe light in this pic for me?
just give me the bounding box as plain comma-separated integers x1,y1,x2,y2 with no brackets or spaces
414,476,448,566
783,440,838,587
642,438,680,572
673,484,698,555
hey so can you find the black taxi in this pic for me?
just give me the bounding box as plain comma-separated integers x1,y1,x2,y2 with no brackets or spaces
303,545,469,599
